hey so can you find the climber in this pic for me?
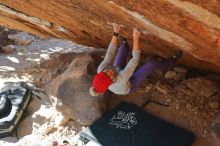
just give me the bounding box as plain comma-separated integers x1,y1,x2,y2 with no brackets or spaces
89,23,182,96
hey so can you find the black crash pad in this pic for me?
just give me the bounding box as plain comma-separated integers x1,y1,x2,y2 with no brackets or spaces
80,102,195,146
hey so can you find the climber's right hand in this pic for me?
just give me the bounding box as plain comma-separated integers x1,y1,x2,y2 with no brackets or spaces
133,28,141,40
113,23,121,33
133,28,141,51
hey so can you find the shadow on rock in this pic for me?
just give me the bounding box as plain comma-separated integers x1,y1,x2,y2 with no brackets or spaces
50,54,105,125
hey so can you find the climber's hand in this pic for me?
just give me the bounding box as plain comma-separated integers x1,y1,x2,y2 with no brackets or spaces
133,28,141,51
133,28,141,40
113,23,121,33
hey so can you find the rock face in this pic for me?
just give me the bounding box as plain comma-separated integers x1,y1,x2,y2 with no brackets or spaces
50,54,104,125
0,0,219,73
183,78,219,98
165,67,188,82
176,78,220,98
211,114,220,145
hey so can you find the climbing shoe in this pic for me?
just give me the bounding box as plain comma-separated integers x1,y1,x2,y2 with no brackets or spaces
172,50,183,60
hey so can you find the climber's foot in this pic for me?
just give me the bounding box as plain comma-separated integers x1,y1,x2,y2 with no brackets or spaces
172,50,183,60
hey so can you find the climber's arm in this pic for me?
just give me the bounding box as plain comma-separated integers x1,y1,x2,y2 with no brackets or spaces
121,29,141,80
97,24,120,73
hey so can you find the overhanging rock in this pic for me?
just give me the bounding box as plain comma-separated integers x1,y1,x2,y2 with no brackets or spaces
0,0,219,72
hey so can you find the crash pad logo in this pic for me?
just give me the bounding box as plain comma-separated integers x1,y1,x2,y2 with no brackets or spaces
109,111,137,129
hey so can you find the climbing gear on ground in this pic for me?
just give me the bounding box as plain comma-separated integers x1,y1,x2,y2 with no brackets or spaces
0,83,32,138
0,94,12,119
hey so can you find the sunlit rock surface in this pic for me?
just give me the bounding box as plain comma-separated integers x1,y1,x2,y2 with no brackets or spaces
0,32,100,70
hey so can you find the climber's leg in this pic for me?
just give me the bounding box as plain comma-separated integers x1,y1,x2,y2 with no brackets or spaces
114,40,129,69
129,51,182,93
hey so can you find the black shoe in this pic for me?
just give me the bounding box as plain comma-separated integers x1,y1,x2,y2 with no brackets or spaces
172,50,183,60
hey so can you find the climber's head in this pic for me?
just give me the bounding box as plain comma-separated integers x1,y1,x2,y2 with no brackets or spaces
103,68,116,80
90,69,115,96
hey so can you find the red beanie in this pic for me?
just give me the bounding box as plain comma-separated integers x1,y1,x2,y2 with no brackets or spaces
93,72,113,93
